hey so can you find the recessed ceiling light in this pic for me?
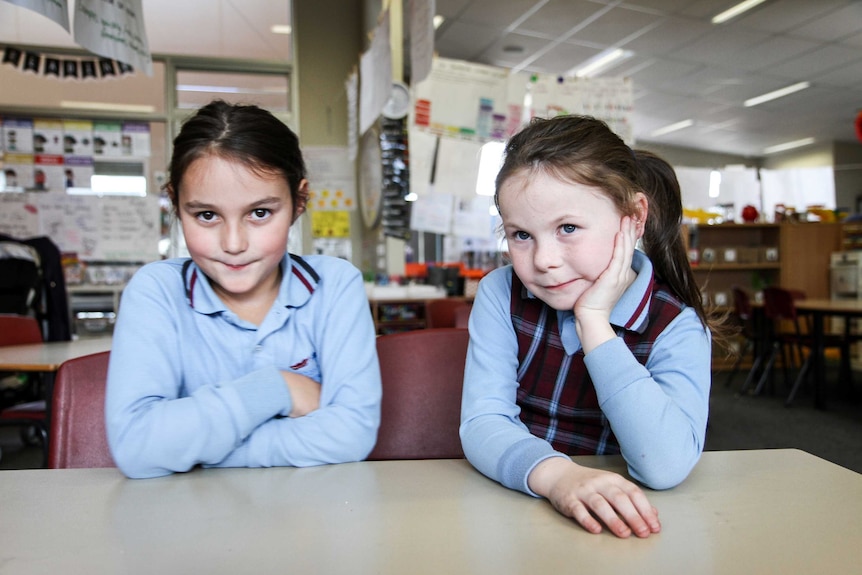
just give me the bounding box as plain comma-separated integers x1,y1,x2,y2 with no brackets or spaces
744,81,811,107
763,137,815,154
270,24,292,35
712,0,768,24
433,15,445,29
650,119,694,137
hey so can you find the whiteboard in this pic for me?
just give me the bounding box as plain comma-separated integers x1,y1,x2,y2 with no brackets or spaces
0,191,160,261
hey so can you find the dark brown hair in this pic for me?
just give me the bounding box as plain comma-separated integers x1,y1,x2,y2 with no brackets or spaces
166,100,307,219
495,115,729,343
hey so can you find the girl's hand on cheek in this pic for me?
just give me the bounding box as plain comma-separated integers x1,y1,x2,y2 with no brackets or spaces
574,216,638,353
574,216,637,321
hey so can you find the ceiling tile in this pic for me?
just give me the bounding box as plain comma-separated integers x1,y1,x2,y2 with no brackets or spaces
568,5,665,46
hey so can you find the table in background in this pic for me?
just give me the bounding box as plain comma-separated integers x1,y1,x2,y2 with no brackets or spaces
1,449,860,574
0,337,112,373
794,298,862,407
0,336,112,429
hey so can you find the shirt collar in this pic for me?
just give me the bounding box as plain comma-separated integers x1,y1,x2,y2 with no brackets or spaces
610,249,654,334
183,253,319,315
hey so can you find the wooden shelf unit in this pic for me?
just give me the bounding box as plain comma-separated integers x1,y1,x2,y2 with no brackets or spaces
370,299,429,335
687,222,842,370
688,222,841,304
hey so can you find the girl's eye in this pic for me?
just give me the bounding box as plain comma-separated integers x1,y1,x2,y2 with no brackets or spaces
514,230,531,241
561,223,577,234
196,211,217,222
250,208,271,221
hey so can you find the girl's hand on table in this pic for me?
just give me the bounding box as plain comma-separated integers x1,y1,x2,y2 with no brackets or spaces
528,456,661,538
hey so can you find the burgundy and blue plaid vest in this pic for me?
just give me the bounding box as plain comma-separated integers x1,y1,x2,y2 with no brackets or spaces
511,272,685,455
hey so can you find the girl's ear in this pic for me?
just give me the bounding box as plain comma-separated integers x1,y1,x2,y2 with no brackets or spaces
293,179,310,222
634,192,649,238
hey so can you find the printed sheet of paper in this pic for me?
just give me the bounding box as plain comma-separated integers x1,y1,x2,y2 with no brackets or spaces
73,0,153,75
359,9,391,135
5,0,69,32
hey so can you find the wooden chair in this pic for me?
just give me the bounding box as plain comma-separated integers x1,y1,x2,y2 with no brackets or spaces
367,328,469,460
724,287,762,390
0,314,48,465
48,351,116,468
750,287,851,406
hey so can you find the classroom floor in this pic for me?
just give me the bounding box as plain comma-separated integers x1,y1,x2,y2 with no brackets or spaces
2,368,861,473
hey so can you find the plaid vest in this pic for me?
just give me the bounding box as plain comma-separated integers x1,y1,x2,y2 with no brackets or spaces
511,272,685,455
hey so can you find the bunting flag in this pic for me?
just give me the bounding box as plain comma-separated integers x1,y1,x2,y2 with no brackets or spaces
0,45,134,79
3,46,22,66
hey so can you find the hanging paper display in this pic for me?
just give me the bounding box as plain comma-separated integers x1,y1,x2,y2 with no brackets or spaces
411,56,633,145
1,44,135,79
72,0,153,76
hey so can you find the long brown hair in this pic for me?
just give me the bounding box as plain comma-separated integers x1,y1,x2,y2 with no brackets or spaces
495,115,730,344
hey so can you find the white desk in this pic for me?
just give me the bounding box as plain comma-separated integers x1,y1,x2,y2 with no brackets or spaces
0,336,112,434
1,449,861,574
0,336,112,372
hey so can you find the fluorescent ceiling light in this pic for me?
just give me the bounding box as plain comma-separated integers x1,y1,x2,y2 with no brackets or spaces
650,119,694,137
744,82,810,107
571,48,632,78
270,24,292,34
712,0,768,24
763,137,815,154
60,101,155,114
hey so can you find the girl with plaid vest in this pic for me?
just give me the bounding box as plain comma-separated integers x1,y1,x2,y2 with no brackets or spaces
461,115,720,538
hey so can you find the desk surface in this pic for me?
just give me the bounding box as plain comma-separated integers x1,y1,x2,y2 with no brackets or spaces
796,298,862,314
1,449,860,574
0,337,112,371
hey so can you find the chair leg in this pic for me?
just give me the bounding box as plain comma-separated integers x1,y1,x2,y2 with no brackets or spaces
786,356,812,406
725,338,753,388
751,343,779,396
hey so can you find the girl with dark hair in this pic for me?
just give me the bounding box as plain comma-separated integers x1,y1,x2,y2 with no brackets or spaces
461,115,723,538
106,101,381,478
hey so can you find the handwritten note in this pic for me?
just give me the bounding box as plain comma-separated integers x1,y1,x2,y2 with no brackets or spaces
0,191,159,261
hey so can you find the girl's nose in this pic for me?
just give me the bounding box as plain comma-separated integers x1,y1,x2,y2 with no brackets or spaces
533,240,561,271
221,222,248,254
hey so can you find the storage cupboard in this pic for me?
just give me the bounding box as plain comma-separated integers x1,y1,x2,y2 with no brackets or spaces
687,222,841,307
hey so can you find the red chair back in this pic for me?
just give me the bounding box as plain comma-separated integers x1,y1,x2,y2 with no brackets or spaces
48,351,116,468
425,299,469,328
454,304,471,329
762,286,800,322
368,328,468,460
731,287,752,322
0,314,43,346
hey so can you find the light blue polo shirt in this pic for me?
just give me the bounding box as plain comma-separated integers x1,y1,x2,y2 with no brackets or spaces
106,253,381,478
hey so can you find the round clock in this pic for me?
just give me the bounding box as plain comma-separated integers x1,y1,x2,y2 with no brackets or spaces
359,127,382,229
382,82,410,120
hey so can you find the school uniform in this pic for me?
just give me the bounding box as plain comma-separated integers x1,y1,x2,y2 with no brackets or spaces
106,253,381,478
460,250,711,494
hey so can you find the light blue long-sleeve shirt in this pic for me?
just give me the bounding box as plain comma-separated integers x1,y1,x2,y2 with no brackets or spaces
460,251,711,495
105,254,381,479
